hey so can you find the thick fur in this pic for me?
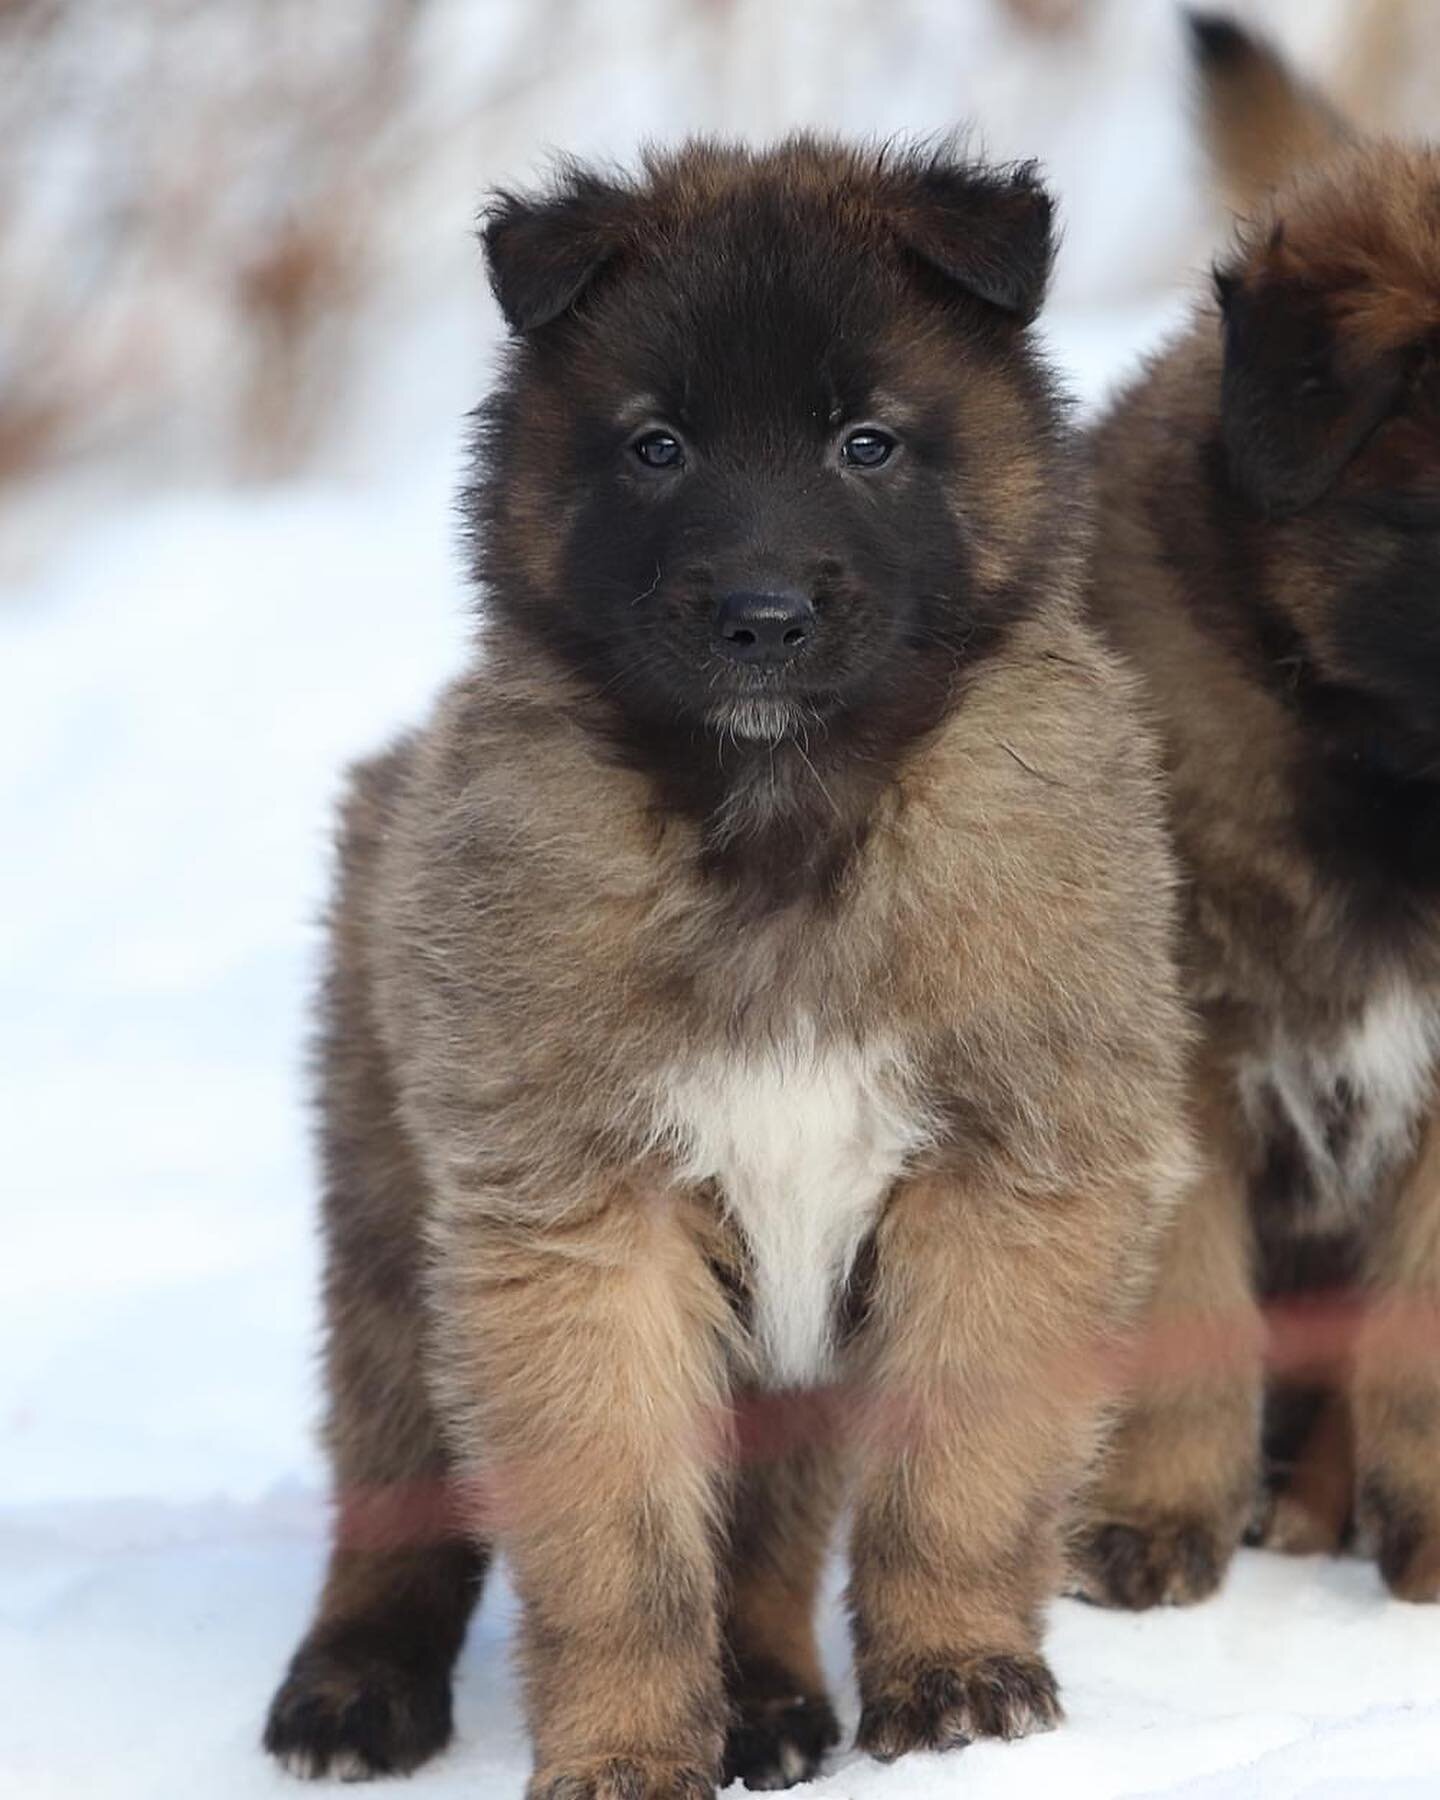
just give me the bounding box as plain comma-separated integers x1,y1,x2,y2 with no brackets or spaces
264,138,1190,1796
1076,20,1440,1608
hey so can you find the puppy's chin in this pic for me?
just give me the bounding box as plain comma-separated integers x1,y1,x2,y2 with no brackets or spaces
706,696,803,744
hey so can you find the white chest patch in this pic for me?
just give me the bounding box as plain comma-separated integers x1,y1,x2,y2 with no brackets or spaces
1239,987,1440,1231
651,1035,930,1385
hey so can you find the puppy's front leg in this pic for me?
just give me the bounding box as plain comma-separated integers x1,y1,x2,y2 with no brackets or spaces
431,1186,735,1800
848,1171,1121,1761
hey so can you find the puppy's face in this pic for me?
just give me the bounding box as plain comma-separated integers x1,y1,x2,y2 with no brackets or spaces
1216,147,1440,764
475,141,1060,747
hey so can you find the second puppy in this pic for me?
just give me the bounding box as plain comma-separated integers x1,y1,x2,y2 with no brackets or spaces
1077,15,1440,1608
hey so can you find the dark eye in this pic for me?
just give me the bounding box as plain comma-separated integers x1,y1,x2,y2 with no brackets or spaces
633,430,684,470
840,429,897,469
1296,360,1333,401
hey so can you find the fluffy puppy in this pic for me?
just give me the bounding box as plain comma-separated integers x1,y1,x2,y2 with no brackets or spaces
1076,14,1440,1608
262,138,1189,1797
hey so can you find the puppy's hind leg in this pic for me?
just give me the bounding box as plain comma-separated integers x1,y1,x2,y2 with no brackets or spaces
266,761,489,1781
1251,1387,1353,1557
264,1072,488,1781
721,1426,845,1792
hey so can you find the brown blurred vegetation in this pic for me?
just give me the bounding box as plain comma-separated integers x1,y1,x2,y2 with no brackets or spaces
0,0,1435,500
0,0,584,489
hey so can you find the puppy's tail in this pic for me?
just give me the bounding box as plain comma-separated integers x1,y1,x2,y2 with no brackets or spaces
1186,10,1352,212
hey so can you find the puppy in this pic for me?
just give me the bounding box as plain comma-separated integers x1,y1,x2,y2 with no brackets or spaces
262,138,1190,1796
1075,13,1440,1608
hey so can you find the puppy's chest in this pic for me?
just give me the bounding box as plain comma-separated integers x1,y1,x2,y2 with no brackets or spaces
650,1036,931,1386
1240,988,1440,1236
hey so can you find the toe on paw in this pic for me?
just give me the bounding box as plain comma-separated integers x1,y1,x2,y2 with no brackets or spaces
263,1643,453,1781
532,1757,716,1800
1360,1478,1440,1603
723,1691,839,1790
1070,1516,1229,1610
856,1652,1060,1762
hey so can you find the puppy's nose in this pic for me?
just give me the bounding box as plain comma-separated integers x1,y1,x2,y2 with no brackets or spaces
713,590,814,666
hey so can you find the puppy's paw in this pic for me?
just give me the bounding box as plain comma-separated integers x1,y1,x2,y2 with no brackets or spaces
264,1638,454,1779
1246,1487,1348,1558
1069,1515,1232,1609
1358,1478,1440,1603
530,1758,716,1800
722,1688,839,1791
856,1652,1061,1761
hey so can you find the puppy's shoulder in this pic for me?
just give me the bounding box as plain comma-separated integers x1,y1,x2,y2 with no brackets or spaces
887,605,1181,1010
925,607,1169,853
390,663,673,891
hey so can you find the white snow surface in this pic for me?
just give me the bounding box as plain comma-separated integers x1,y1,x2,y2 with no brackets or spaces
6,4,1440,1795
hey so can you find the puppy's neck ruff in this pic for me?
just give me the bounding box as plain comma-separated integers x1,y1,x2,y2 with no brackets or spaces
1241,986,1440,1237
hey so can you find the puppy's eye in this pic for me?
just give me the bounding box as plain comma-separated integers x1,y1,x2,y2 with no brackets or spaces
840,429,897,469
1296,361,1333,401
633,431,684,470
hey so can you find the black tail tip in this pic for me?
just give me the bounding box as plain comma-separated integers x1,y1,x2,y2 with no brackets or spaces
1185,9,1253,70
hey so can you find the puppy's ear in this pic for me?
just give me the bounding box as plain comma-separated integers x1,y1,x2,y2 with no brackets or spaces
482,164,630,334
892,158,1055,325
1217,259,1405,515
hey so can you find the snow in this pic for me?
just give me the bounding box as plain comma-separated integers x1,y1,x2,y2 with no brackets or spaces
6,3,1438,1795
6,1502,1440,1798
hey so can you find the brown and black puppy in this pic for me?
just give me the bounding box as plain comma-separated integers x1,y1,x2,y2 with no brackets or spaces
1076,13,1440,1610
262,137,1190,1797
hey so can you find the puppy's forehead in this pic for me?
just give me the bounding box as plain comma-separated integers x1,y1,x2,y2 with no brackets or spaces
1234,144,1440,352
597,208,907,426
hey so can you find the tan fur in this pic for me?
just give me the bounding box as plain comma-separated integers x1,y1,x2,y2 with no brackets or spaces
1351,1114,1440,1598
266,601,1191,1793
850,1164,1149,1746
1071,1059,1264,1605
383,619,1185,1786
267,139,1191,1796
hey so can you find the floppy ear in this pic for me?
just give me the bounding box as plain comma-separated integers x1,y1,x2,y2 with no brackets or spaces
481,165,630,334
892,159,1055,325
1217,264,1406,516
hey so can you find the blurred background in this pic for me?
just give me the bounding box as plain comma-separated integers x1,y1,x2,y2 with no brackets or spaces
8,5,1440,1795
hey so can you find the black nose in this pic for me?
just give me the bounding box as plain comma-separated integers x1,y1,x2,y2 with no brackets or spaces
713,590,814,666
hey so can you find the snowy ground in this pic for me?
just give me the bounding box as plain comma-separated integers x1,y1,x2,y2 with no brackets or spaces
10,289,1440,1800
7,5,1439,1795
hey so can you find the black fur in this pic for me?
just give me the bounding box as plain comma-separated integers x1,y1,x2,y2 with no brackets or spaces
262,1543,483,1777
1185,10,1250,71
1219,274,1407,519
722,1655,839,1792
465,140,1076,911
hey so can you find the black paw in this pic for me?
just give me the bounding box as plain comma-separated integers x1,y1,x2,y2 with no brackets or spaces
722,1688,838,1791
1070,1516,1231,1610
263,1632,454,1780
531,1758,716,1800
856,1652,1061,1761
